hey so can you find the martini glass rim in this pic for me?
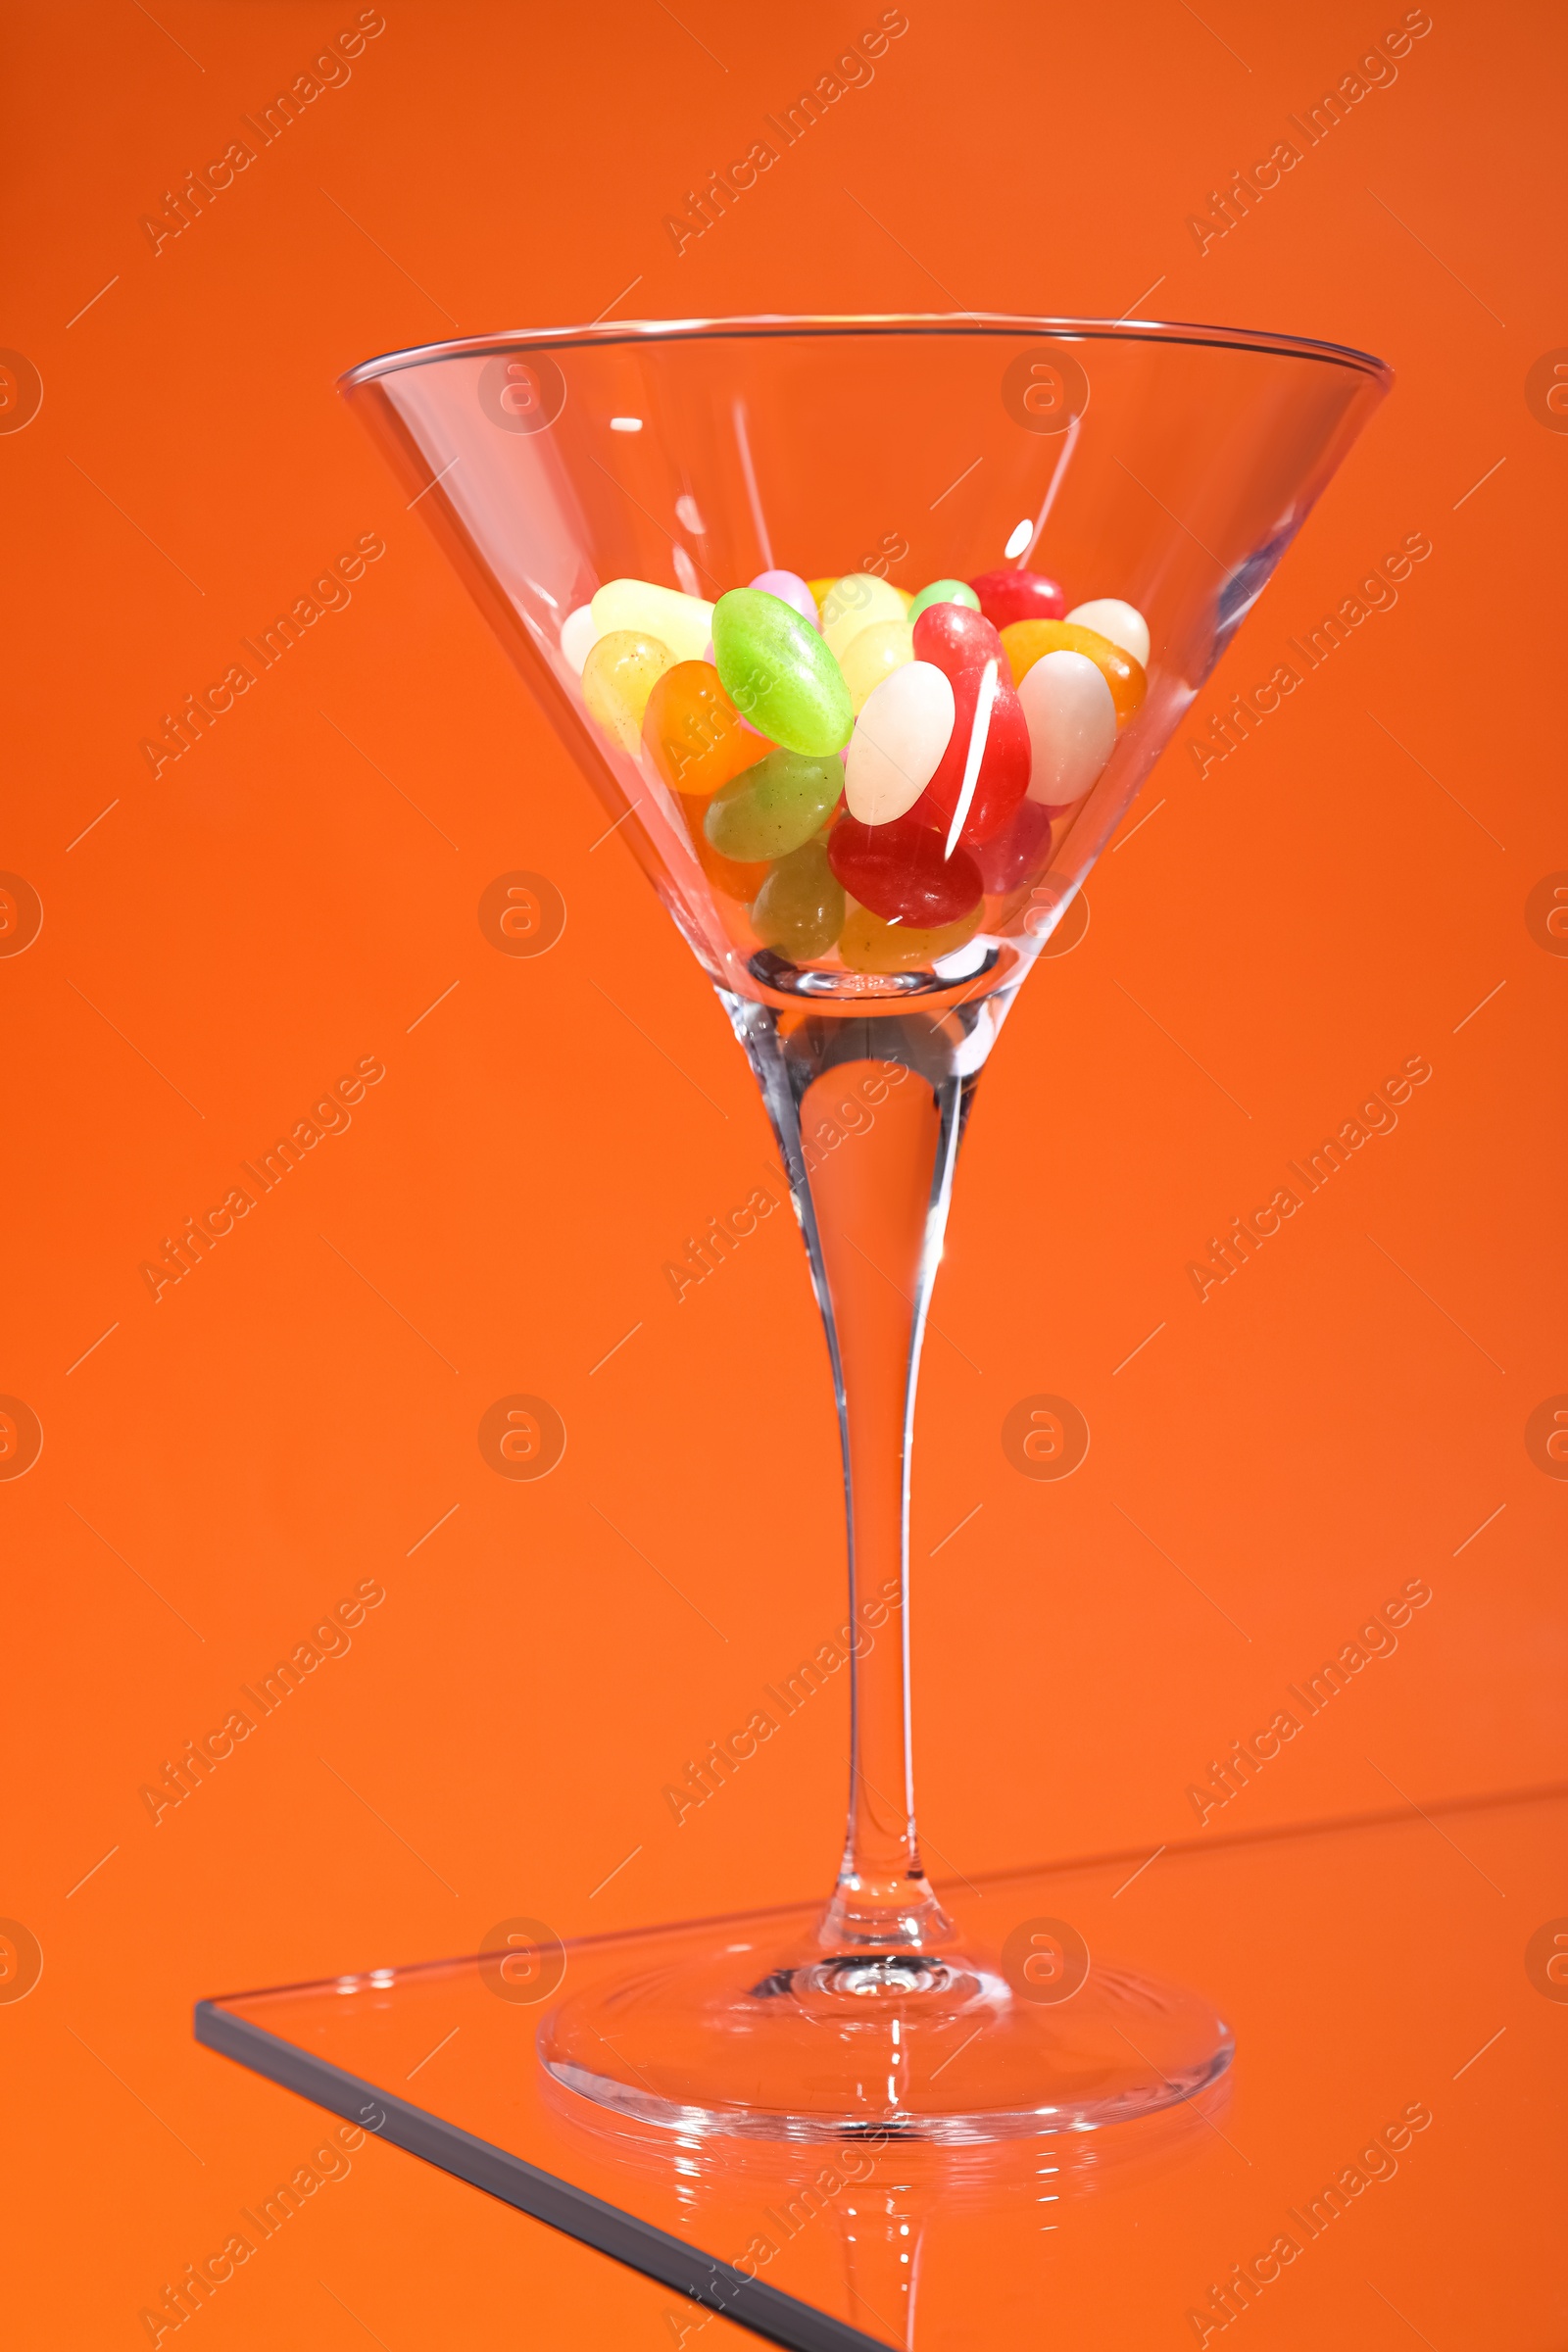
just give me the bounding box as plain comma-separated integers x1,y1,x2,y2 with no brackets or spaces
338,309,1392,393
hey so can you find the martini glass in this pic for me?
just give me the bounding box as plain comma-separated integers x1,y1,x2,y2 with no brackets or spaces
342,316,1389,2142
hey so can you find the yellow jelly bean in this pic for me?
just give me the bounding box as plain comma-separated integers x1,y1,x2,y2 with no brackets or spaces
808,574,841,608
838,617,914,715
839,903,984,973
590,578,713,663
819,572,906,662
581,630,675,755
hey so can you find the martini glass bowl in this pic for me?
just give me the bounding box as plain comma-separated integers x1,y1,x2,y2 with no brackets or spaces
343,316,1389,2142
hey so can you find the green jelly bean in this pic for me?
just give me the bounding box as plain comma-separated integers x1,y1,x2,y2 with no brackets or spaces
711,588,853,756
705,749,845,863
751,840,846,960
907,578,982,621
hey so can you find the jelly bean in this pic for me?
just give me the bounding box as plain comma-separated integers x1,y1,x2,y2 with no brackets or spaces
1017,651,1116,806
808,574,840,608
591,577,714,663
840,904,983,974
1065,598,1150,666
845,661,955,827
643,660,760,796
969,570,1066,629
581,630,676,756
906,578,981,622
560,604,598,674
702,636,767,738
839,617,915,716
911,601,1005,680
827,812,983,927
908,656,1031,847
751,839,845,959
749,569,819,629
679,793,771,902
818,572,906,662
705,749,844,862
895,586,915,612
1000,619,1147,727
971,796,1054,896
712,587,853,757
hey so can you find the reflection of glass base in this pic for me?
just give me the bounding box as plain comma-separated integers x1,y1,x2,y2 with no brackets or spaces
540,1936,1232,2145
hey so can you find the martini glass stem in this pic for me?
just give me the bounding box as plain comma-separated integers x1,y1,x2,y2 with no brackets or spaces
722,994,997,1953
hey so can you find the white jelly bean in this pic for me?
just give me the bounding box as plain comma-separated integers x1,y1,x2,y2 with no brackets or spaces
1018,651,1116,806
590,577,714,664
560,605,598,674
819,572,906,662
845,661,956,827
1065,598,1150,667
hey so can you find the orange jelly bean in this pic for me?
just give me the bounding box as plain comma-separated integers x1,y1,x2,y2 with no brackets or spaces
642,661,760,797
678,794,771,902
1000,619,1147,727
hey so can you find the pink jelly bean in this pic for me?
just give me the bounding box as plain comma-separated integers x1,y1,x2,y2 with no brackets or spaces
748,570,820,630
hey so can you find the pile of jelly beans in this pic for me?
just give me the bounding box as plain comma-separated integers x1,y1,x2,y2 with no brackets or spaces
561,562,1150,975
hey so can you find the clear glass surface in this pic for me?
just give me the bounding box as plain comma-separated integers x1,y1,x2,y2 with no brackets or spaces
197,1795,1568,2349
341,315,1390,2139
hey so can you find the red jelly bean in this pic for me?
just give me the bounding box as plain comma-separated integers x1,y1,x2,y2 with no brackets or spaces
971,796,1054,895
911,601,1004,679
906,659,1031,847
827,813,982,928
969,570,1067,629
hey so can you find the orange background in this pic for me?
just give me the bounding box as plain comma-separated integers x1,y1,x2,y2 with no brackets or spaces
3,2,1562,2343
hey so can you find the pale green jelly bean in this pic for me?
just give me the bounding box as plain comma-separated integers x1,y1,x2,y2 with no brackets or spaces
751,840,845,960
705,749,845,862
711,588,853,756
907,577,981,622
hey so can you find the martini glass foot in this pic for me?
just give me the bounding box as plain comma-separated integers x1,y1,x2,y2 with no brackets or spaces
542,1936,1232,2143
